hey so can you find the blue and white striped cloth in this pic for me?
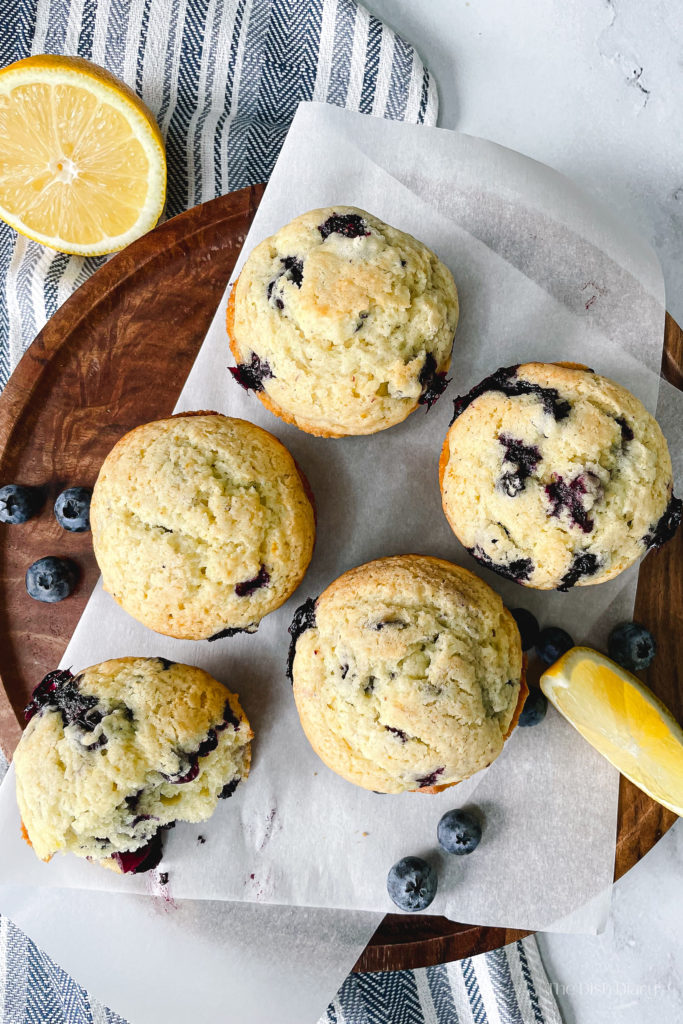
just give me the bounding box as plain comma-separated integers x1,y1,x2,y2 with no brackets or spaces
0,903,562,1024
0,1,564,1021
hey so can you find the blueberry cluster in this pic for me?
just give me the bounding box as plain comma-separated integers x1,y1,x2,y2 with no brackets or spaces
1,482,93,603
386,808,483,912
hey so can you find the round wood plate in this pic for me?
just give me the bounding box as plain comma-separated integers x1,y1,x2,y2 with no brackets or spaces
0,186,680,973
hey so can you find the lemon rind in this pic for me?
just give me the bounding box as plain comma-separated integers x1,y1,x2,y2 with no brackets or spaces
0,59,166,255
541,646,683,817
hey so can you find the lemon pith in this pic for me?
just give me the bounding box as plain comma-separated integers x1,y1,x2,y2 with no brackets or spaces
541,646,683,816
0,55,166,255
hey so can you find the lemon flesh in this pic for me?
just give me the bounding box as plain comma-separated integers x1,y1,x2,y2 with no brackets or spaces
541,647,683,816
0,55,166,255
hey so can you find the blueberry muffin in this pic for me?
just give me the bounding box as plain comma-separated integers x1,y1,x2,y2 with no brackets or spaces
14,658,252,872
288,555,526,794
227,206,459,437
439,363,681,590
91,413,316,639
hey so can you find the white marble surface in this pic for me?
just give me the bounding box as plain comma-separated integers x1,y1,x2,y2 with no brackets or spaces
2,4,681,1021
367,0,683,1020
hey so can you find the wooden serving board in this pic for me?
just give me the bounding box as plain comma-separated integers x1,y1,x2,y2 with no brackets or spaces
0,186,680,973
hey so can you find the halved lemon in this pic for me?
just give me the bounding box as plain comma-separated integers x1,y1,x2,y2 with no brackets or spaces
0,55,166,255
541,647,683,816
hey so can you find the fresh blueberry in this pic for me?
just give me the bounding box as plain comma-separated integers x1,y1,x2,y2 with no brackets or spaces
518,688,548,727
608,622,656,671
54,487,92,532
25,556,78,603
437,809,482,855
535,626,574,665
386,856,437,911
0,484,42,524
510,608,540,651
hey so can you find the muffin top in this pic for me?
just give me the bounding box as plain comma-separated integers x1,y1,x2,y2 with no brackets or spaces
228,206,459,436
14,657,252,868
440,363,681,590
289,555,524,794
91,413,316,639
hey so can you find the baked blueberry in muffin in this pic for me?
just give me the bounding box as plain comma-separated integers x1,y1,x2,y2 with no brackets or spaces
289,555,526,794
440,362,681,590
227,206,459,437
15,658,252,872
91,413,315,639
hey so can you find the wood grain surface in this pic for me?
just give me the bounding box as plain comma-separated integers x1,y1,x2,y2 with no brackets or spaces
0,187,680,973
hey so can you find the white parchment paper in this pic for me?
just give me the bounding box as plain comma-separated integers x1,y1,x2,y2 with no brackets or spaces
0,105,674,939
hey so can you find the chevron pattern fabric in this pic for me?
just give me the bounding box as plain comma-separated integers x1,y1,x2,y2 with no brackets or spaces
0,0,437,388
322,944,565,1024
0,886,564,1024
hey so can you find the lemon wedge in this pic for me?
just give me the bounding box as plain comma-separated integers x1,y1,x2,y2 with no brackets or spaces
541,647,683,816
0,55,166,255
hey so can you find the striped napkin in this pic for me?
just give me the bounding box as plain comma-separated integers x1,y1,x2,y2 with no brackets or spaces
0,904,563,1024
0,1,563,1021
